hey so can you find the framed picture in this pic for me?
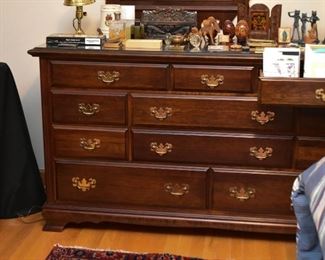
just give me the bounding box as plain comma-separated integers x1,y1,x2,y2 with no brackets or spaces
278,27,291,44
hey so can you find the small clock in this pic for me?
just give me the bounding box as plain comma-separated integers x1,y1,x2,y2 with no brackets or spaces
189,33,202,48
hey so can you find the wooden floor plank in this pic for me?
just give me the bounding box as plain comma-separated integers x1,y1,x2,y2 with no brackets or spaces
0,213,296,260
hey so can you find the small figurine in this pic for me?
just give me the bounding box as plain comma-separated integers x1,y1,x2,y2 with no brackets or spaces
288,10,301,43
300,13,309,43
309,10,320,43
200,16,221,45
304,23,318,44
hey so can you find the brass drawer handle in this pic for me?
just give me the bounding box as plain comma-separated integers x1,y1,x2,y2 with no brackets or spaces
229,186,255,201
315,88,325,102
80,138,101,151
200,74,224,89
150,142,173,156
78,103,100,116
251,111,275,125
150,107,173,120
72,177,96,192
164,183,189,196
249,146,273,160
97,70,120,84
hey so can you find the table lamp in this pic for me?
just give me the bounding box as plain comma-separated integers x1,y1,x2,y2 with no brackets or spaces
64,0,95,35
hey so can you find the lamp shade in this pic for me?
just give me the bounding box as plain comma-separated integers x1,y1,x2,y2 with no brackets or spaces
64,0,95,6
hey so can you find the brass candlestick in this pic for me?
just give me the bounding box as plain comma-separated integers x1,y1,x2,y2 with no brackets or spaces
64,0,95,35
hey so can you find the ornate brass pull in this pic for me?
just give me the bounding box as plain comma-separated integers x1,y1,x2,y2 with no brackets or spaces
164,183,189,196
97,71,120,85
251,111,275,125
150,142,173,156
78,103,100,116
72,177,96,192
200,74,224,89
150,107,173,120
249,146,273,160
229,186,255,201
80,138,101,151
315,88,325,102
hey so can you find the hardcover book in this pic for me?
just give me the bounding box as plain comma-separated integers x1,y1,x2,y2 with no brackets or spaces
46,33,106,46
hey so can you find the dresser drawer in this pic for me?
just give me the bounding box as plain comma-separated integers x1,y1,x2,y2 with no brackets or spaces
259,77,325,107
53,126,127,159
132,129,294,168
297,108,325,136
211,168,297,216
295,137,325,169
49,61,169,90
173,65,257,92
55,161,207,210
52,90,127,125
131,93,293,132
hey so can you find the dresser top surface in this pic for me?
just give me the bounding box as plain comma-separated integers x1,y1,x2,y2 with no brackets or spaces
28,45,263,65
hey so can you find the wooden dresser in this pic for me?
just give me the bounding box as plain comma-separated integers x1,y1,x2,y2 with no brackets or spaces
28,46,325,233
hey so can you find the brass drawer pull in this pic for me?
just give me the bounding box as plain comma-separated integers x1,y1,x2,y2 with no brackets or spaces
251,111,275,125
315,88,325,102
97,71,120,84
72,177,96,192
80,138,101,151
164,183,189,196
249,146,273,160
150,107,173,120
150,142,173,156
200,74,224,89
78,103,100,116
229,186,255,201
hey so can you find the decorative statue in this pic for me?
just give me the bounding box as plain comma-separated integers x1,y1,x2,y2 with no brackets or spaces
288,10,301,43
200,16,221,45
300,13,309,43
309,10,320,43
304,23,318,44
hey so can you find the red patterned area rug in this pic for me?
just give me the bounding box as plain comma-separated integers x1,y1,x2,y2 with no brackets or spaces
46,244,204,260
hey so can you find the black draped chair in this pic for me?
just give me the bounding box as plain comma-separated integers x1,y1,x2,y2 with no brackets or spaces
0,62,45,218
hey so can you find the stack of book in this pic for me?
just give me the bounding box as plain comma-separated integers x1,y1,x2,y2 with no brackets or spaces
46,33,106,49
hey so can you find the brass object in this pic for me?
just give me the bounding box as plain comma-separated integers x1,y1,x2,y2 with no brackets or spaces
78,103,100,116
150,107,173,120
72,177,96,192
150,142,173,156
80,138,101,151
229,186,256,201
251,110,275,125
64,0,95,35
249,146,273,160
200,74,224,89
315,88,325,102
97,71,120,85
164,183,189,196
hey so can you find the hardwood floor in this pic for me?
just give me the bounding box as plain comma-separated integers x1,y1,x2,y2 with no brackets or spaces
0,213,296,260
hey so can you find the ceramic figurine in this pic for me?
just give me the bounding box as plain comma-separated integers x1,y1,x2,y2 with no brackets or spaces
200,16,221,45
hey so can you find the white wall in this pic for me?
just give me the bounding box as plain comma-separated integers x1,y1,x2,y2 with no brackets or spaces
0,0,324,169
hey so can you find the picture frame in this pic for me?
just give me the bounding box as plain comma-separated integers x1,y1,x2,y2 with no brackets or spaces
278,27,291,44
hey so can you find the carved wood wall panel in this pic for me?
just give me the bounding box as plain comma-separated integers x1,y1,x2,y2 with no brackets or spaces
105,0,247,25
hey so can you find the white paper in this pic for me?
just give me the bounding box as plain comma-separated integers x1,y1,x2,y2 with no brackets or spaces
304,44,325,78
263,48,300,77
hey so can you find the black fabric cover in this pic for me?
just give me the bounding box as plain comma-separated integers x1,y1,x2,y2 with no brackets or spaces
0,62,46,218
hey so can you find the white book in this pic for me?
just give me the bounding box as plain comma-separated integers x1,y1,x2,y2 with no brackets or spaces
304,44,325,78
263,48,300,78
